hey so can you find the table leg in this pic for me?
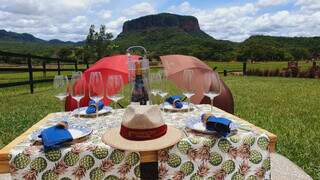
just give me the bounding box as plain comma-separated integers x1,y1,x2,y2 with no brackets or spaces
140,162,158,180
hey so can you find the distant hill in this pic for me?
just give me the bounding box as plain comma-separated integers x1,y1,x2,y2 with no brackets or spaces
0,29,83,56
0,29,82,45
115,13,237,60
0,29,44,43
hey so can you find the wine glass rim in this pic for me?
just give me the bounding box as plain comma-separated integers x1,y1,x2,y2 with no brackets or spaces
54,75,66,78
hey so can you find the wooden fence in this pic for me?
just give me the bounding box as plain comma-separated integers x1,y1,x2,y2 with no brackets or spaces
0,51,90,93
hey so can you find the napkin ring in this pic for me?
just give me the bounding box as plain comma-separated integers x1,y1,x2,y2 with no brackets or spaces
57,121,68,129
201,113,213,123
173,99,180,107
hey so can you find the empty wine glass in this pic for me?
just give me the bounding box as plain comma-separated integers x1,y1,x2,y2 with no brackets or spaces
204,71,221,112
70,72,85,118
89,72,103,118
150,73,161,104
53,75,69,112
183,69,195,111
106,75,124,109
158,70,168,110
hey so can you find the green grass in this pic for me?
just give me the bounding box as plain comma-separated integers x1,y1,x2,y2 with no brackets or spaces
206,61,316,72
224,76,320,179
0,76,319,178
0,64,90,83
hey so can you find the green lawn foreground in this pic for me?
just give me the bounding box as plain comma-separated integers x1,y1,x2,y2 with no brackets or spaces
0,76,319,178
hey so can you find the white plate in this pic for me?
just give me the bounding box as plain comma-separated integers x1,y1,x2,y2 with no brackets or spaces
30,124,92,141
73,106,112,117
160,102,193,111
186,116,238,135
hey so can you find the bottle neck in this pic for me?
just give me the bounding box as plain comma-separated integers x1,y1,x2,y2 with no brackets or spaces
135,61,142,76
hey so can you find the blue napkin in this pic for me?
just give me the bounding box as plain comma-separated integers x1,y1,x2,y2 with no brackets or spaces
86,100,104,114
166,95,183,108
39,122,72,150
201,114,232,137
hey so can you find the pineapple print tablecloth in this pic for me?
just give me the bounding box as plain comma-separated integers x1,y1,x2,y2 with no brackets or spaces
158,105,271,180
9,109,141,180
9,105,270,180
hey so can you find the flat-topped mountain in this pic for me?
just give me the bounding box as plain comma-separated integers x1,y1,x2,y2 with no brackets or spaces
115,13,236,59
122,13,201,33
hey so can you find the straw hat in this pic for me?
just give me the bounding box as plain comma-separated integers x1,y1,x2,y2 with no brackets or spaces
102,105,182,151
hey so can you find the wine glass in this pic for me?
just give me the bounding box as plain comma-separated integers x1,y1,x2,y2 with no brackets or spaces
89,72,104,118
70,72,85,118
204,71,221,112
106,75,124,109
158,70,168,110
150,73,161,104
183,69,195,111
53,75,69,112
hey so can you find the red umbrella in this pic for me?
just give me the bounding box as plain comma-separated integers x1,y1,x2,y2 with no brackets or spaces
65,54,140,111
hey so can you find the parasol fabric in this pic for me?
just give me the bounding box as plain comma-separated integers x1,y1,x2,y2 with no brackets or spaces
65,54,140,111
160,55,213,104
160,55,234,114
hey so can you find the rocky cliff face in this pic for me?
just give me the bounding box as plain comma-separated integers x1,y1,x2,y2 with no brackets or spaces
122,13,201,33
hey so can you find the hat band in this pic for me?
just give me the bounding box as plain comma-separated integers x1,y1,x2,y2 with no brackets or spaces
120,124,167,141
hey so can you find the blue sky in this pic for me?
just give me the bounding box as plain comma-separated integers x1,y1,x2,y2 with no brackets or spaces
0,0,319,42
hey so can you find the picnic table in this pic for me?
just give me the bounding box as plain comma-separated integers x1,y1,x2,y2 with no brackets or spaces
0,105,276,179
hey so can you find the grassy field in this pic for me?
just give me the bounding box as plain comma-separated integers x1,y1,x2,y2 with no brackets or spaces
0,76,319,178
0,64,89,84
206,61,317,72
1,61,318,83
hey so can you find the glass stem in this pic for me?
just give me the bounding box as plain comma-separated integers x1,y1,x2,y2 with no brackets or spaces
96,101,98,118
210,98,213,112
162,98,165,111
187,98,190,112
61,100,64,112
77,100,80,119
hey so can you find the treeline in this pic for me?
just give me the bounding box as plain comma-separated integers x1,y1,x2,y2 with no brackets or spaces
2,26,320,64
236,35,320,61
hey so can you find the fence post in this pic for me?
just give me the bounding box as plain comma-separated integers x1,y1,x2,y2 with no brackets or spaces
57,59,61,75
243,62,247,76
75,60,78,72
27,54,34,94
86,58,89,69
224,70,227,76
42,61,46,78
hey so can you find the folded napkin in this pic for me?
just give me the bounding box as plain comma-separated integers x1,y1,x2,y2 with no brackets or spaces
39,122,72,150
86,100,104,114
165,95,183,108
201,113,233,137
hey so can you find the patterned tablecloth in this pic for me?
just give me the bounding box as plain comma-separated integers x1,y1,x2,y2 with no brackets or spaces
9,105,270,180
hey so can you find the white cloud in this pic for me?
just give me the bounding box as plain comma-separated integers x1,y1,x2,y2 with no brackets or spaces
295,0,320,12
123,2,155,16
168,1,320,42
105,16,128,34
256,0,288,8
99,10,112,20
0,0,111,41
1,0,320,42
168,1,198,14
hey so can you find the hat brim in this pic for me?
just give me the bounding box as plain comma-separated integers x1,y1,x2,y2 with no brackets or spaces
102,126,183,151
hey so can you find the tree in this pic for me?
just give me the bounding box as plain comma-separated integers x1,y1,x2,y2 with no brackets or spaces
57,47,73,60
84,24,114,61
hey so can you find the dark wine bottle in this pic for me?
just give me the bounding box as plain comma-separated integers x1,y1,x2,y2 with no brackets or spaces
131,60,149,105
